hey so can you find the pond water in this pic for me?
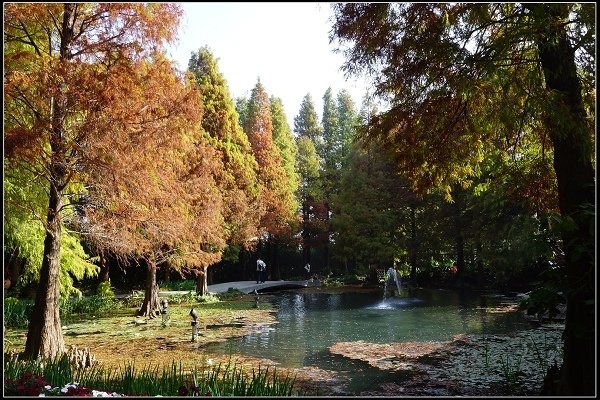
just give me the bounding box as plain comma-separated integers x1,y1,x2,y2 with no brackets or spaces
204,287,539,394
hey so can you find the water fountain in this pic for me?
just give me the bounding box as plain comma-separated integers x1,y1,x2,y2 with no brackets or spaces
383,267,402,300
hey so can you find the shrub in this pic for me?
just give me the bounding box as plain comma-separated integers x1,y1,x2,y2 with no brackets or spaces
120,291,144,308
197,293,221,304
159,279,196,291
60,295,119,319
96,281,115,298
217,288,244,300
4,297,34,328
168,291,198,304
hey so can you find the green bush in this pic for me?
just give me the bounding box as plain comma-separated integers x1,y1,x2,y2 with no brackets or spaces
4,297,34,328
217,288,244,300
340,274,364,284
120,291,144,308
4,295,120,328
96,281,115,298
159,279,196,291
197,293,220,304
321,276,343,287
166,291,221,305
168,291,198,304
60,295,118,318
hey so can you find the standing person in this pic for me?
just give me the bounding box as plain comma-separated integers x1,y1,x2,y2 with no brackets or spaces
256,258,267,284
304,263,311,280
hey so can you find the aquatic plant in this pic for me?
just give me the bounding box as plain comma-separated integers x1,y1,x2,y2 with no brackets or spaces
528,333,562,372
499,352,524,388
483,340,491,373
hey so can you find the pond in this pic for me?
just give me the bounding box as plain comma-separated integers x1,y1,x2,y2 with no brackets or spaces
203,287,560,394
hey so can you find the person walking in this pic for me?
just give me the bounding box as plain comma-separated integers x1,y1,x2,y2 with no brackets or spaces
256,258,267,284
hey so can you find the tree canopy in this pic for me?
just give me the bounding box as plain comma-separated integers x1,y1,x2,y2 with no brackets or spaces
4,2,197,358
243,80,298,238
330,3,595,395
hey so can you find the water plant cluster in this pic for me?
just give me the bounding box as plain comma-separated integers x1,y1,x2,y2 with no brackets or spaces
442,329,563,395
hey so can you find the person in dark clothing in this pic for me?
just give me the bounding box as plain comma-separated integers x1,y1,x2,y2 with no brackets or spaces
256,258,267,283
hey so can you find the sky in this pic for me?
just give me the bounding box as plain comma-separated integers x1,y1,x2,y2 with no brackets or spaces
166,2,370,128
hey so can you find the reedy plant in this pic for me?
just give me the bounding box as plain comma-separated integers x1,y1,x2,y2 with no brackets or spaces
190,361,296,396
4,353,297,396
528,334,562,372
499,352,524,388
3,297,34,328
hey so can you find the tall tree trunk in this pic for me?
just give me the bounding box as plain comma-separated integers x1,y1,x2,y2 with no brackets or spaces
324,201,331,274
196,266,208,296
266,234,274,281
530,4,595,395
164,264,171,284
5,247,22,290
409,204,418,281
453,191,465,274
273,241,280,280
22,175,65,359
302,201,310,266
138,257,160,318
23,3,74,359
98,250,110,282
241,250,249,281
475,237,483,271
208,265,214,285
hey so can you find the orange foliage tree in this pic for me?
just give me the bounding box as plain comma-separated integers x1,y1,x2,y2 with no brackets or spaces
244,80,298,239
3,3,206,357
242,80,299,278
187,47,262,294
79,54,227,318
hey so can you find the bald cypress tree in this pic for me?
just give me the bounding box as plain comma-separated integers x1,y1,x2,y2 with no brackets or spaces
187,47,262,293
188,48,261,246
294,93,326,267
331,3,595,394
270,96,300,200
4,2,189,358
294,94,324,152
244,80,297,238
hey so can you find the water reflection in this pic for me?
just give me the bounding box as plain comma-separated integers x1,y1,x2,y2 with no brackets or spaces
367,296,425,310
202,288,534,391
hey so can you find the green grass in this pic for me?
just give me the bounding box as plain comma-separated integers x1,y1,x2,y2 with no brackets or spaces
190,362,296,396
4,353,297,396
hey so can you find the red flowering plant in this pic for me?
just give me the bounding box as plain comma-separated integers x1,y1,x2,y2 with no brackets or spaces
59,382,93,396
5,370,49,396
4,373,106,397
177,384,211,396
